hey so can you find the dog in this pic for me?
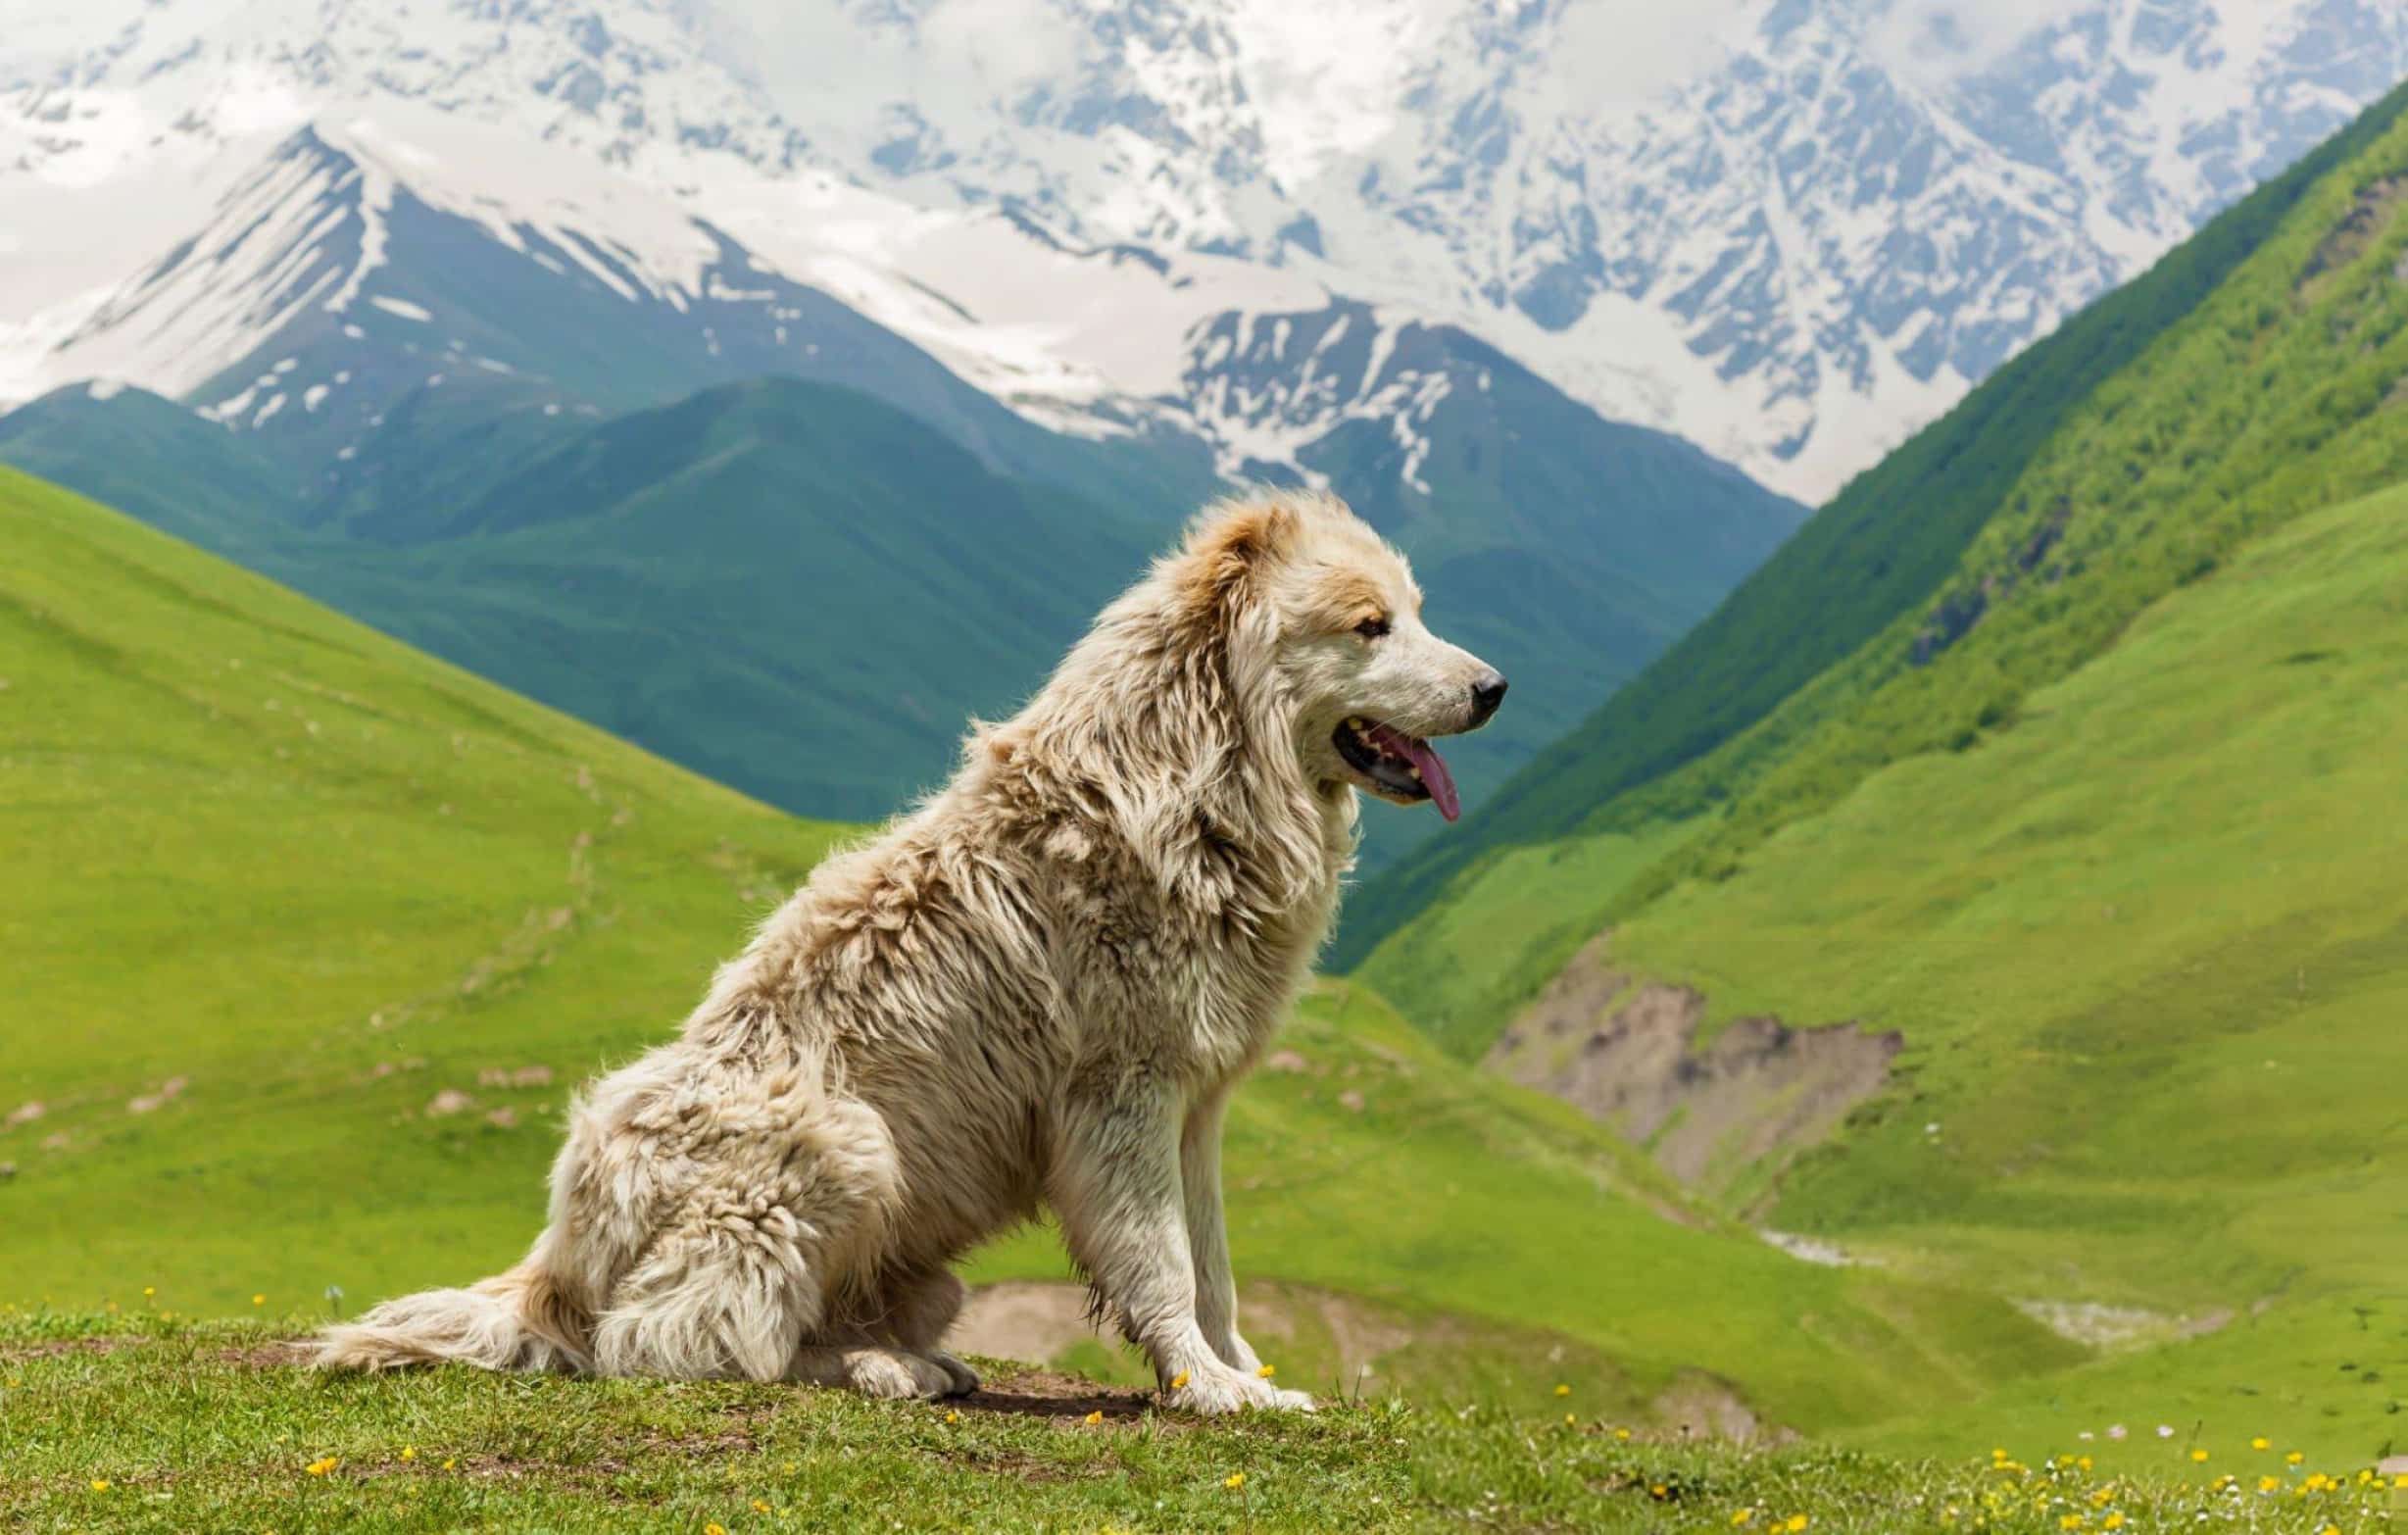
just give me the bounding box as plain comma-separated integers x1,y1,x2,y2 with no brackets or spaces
318,489,1505,1412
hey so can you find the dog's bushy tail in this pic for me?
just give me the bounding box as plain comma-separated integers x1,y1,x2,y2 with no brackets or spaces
316,1259,592,1375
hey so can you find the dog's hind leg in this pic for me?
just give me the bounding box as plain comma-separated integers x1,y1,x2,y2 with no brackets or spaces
873,1265,979,1396
591,1088,896,1382
784,1339,966,1399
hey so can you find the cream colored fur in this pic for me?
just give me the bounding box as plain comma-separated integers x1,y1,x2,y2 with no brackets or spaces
317,490,1501,1412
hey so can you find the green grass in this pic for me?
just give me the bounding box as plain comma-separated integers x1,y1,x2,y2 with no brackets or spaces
0,1313,1407,1533
7,1313,2398,1533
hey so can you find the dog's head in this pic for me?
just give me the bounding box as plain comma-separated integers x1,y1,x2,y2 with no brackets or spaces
1180,491,1505,821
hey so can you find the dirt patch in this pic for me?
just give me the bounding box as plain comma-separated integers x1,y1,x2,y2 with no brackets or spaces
2298,174,2408,299
2011,1299,2234,1352
0,1333,149,1362
952,1280,1422,1396
950,1281,1102,1366
957,1364,1160,1424
219,1340,315,1369
126,1076,188,1115
1650,1370,1793,1446
1489,934,1899,1192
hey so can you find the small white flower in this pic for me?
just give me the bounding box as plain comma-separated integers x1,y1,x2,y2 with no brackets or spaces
2108,1425,2128,1440
2158,1424,2176,1438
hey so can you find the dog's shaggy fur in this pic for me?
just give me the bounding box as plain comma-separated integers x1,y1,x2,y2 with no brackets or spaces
318,490,1502,1412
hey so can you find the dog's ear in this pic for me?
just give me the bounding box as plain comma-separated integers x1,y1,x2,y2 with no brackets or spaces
1185,498,1301,602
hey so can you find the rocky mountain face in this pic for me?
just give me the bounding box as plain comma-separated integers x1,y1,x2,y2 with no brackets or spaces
8,1,2404,505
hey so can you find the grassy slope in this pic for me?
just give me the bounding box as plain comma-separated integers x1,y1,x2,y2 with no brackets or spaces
1333,76,2408,969
1605,480,2408,1459
1356,471,2408,1463
0,467,2082,1443
1345,96,2408,1466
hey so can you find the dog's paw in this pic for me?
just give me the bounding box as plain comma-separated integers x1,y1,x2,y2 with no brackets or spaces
1165,1363,1315,1415
925,1348,981,1398
838,1347,962,1401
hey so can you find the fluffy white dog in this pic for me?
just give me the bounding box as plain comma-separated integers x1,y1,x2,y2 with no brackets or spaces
319,489,1505,1413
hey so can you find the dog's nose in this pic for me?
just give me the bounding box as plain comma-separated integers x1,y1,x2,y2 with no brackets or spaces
1468,670,1508,725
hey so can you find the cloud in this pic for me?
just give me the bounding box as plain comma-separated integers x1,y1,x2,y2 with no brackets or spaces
1861,0,2101,89
693,0,1092,118
1532,0,1757,111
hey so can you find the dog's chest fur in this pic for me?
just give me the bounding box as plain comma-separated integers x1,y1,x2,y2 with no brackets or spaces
1037,786,1353,1090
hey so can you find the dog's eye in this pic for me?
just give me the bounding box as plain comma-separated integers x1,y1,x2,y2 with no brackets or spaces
1354,616,1391,640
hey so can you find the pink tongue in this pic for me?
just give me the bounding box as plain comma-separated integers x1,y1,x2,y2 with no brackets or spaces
1370,723,1461,822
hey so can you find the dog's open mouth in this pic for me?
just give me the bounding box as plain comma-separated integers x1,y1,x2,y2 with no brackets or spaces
1333,717,1462,821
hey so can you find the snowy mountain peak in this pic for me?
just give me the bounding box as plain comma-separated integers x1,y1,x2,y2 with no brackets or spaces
7,0,2408,501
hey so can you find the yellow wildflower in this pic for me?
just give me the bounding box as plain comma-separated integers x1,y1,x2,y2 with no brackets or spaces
253,1295,266,1307
2077,1456,2092,1471
1083,1410,1103,1425
2060,1515,2085,1530
1732,1510,1755,1526
1615,1427,1632,1441
2259,1476,2281,1492
441,1459,457,1471
2102,1515,2126,1531
2394,1473,2408,1488
401,1446,416,1461
945,1411,959,1423
1225,1472,1246,1490
1170,1371,1190,1389
2287,1452,2306,1465
2190,1449,2209,1462
705,1524,726,1535
1553,1383,1571,1397
2251,1437,2270,1451
143,1287,156,1298
1564,1413,1576,1426
1783,1515,1808,1533
1255,1363,1275,1378
753,1500,771,1513
89,1479,110,1492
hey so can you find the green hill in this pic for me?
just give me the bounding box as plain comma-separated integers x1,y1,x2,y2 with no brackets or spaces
1350,89,2408,1466
1333,76,2408,968
0,466,2081,1444
1,362,1799,848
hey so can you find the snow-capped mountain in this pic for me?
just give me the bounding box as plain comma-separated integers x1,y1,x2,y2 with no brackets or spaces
5,0,2405,503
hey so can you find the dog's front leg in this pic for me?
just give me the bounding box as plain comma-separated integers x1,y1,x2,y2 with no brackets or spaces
1180,1087,1263,1375
1051,1077,1312,1414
